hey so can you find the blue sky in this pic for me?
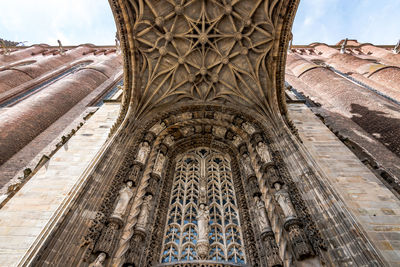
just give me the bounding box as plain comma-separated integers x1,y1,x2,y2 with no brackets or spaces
292,0,400,45
0,0,399,46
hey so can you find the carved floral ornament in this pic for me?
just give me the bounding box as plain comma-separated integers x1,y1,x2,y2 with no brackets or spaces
119,0,286,118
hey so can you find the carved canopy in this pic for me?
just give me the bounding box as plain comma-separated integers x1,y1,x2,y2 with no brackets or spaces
110,0,298,120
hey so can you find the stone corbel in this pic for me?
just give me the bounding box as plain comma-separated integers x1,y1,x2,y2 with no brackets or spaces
261,232,283,267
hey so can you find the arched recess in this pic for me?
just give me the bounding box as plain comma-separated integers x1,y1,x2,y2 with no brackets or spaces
107,0,300,131
30,103,386,267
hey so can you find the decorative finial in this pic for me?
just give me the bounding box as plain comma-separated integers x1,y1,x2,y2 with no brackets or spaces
340,38,348,54
393,40,400,54
57,39,65,55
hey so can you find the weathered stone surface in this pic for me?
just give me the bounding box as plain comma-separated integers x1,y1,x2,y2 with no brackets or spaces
0,102,120,266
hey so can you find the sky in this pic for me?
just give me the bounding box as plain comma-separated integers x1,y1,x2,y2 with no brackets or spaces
0,0,399,46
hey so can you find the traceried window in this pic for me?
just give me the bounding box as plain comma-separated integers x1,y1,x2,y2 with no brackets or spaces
161,148,246,265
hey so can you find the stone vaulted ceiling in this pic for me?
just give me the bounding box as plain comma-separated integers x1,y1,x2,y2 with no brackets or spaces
110,0,299,120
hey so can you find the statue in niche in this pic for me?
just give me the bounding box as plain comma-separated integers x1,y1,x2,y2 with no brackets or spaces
137,142,150,164
153,153,165,176
274,183,297,219
241,153,254,177
254,196,271,233
111,181,134,221
89,252,106,267
196,203,210,259
256,142,271,164
136,194,153,231
197,204,209,241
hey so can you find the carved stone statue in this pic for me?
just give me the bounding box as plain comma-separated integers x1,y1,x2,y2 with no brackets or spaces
213,126,227,138
163,135,174,146
256,142,272,164
150,122,165,135
89,252,106,267
242,122,256,134
136,142,150,164
197,204,209,241
274,183,297,220
196,203,210,259
199,178,207,205
136,195,153,231
111,181,134,221
241,153,254,177
153,153,165,176
254,196,271,233
232,135,243,147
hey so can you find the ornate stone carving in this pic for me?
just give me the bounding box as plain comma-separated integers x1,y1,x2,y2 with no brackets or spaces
136,194,153,232
147,173,161,197
256,142,272,165
241,153,254,178
147,140,259,266
126,230,146,266
254,196,272,234
153,152,165,177
264,166,284,189
163,135,175,147
212,126,227,139
261,232,283,267
150,121,166,135
273,182,313,260
232,135,243,147
214,111,234,122
136,142,150,165
89,252,106,267
242,122,256,135
248,175,261,198
95,221,120,256
181,126,195,137
196,204,210,259
128,164,142,185
285,220,313,261
110,181,134,222
274,183,297,221
129,0,277,117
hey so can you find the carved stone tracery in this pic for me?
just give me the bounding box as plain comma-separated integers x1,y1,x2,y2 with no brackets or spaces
129,0,279,117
